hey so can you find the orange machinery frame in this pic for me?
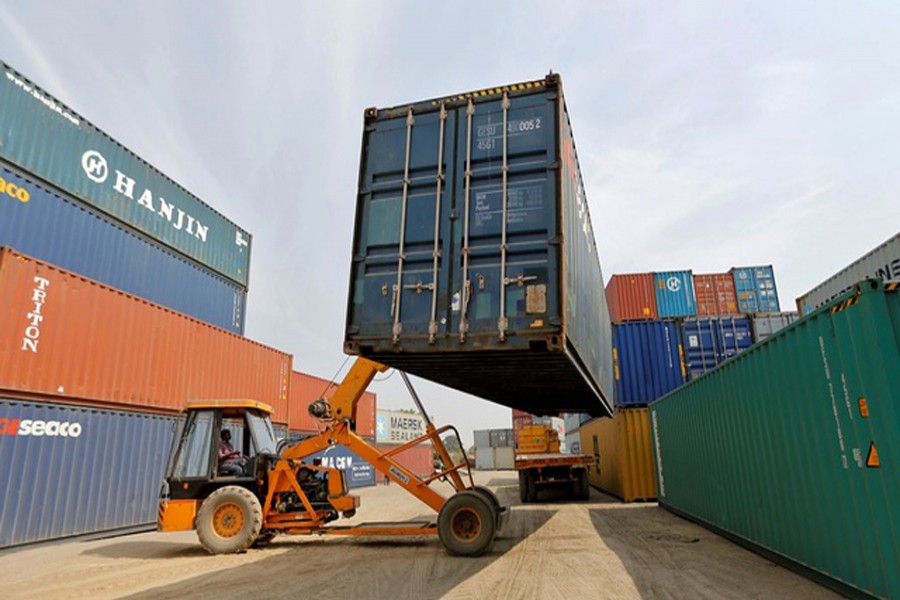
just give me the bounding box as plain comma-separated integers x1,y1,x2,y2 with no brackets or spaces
261,358,476,537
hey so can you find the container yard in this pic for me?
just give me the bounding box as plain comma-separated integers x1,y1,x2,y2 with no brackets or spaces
2,5,899,599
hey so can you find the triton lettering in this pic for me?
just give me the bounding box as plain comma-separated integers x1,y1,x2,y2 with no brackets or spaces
22,276,50,353
80,150,209,242
0,418,83,437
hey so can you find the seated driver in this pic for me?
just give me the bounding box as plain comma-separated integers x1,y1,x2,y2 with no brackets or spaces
218,429,244,476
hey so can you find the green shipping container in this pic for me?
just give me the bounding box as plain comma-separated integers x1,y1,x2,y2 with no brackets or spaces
650,280,900,600
0,62,251,287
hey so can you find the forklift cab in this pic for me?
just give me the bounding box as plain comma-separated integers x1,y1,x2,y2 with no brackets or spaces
165,400,279,501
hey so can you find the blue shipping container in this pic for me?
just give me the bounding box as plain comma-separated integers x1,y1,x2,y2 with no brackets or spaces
654,270,696,318
679,317,753,380
0,164,245,334
0,399,177,549
613,321,686,407
0,61,252,286
730,265,779,313
345,74,613,417
289,433,376,489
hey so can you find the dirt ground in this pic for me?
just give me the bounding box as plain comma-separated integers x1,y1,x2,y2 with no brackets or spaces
0,471,837,600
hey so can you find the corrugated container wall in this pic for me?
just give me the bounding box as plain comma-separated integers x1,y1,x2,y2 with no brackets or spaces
305,441,376,489
693,273,739,316
613,321,686,407
0,62,251,287
750,312,799,343
796,231,900,315
606,273,657,323
0,63,250,287
475,446,515,470
651,280,900,599
680,317,752,380
287,371,376,438
376,409,427,444
654,270,696,318
580,409,657,502
0,249,290,419
375,443,434,478
730,265,779,313
0,164,245,334
0,399,176,548
344,74,613,418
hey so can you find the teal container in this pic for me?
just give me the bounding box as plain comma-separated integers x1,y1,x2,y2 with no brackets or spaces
0,62,251,287
650,280,900,599
654,270,696,318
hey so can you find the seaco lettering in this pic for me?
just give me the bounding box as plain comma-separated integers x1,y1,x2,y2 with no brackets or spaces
22,276,50,353
80,150,209,242
0,418,83,437
0,175,30,203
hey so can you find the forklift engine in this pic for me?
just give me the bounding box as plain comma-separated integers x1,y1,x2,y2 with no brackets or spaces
275,465,344,523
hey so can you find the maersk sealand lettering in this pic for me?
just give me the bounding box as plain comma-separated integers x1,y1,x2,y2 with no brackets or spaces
112,169,209,242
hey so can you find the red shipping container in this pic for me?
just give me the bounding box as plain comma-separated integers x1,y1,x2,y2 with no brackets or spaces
374,443,434,478
0,248,291,420
694,273,740,316
605,273,658,323
288,370,376,438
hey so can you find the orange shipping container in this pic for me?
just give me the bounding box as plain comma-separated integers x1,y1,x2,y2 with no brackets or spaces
0,248,291,420
288,370,376,438
693,273,740,316
374,443,433,478
605,274,657,323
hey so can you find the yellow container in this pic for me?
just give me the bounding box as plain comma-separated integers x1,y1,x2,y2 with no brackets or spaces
579,407,656,502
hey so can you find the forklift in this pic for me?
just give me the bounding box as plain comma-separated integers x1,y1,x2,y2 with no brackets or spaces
158,358,508,555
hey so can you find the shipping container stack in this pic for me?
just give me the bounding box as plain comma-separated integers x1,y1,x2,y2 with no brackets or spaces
580,266,796,502
473,428,516,470
0,62,294,549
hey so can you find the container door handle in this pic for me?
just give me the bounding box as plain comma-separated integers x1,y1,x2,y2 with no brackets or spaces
392,107,415,344
459,99,475,343
498,92,511,342
427,103,448,344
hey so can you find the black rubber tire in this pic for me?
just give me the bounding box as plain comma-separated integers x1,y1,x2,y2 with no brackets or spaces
472,486,501,518
525,470,538,503
196,486,263,554
518,471,528,503
575,469,590,501
438,491,496,556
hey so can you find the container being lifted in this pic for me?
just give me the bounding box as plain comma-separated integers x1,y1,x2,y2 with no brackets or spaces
344,73,613,418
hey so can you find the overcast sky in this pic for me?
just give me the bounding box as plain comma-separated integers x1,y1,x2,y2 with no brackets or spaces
2,2,898,447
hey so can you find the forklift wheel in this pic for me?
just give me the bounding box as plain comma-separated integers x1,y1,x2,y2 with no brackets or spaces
196,486,263,554
472,486,501,518
438,491,496,557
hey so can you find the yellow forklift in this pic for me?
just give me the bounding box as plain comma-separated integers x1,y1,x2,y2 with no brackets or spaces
158,358,508,555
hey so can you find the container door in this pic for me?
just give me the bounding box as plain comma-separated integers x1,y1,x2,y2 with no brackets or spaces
449,92,558,344
681,320,718,379
352,108,457,344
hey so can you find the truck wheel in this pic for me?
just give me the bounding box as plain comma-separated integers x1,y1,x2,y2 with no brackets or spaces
196,486,263,554
576,469,590,501
525,470,538,503
518,471,528,503
438,491,496,556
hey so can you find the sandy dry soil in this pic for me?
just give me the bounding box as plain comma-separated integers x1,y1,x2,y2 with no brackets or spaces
0,471,837,600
